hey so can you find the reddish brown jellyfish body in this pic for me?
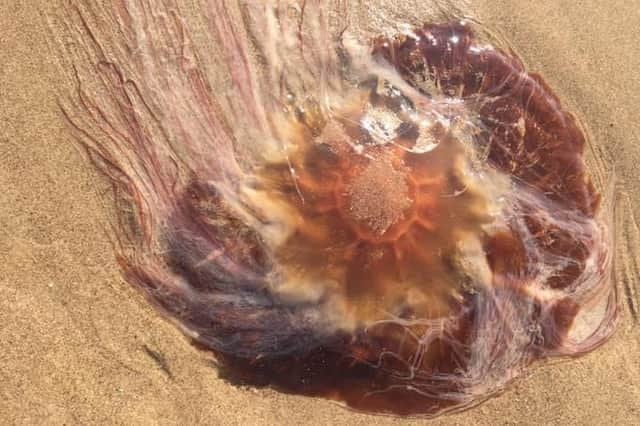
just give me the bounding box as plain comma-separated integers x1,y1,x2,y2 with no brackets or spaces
58,1,617,418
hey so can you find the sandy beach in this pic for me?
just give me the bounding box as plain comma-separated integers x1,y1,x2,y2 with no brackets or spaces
1,0,639,424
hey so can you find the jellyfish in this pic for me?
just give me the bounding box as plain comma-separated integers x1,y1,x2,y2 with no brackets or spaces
52,0,618,418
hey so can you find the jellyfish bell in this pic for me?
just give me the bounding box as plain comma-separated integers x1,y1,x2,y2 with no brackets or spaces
56,0,617,418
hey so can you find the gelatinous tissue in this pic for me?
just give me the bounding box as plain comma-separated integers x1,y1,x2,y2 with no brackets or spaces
52,0,618,417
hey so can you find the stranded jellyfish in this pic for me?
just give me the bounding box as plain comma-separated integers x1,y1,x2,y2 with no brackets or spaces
55,0,618,417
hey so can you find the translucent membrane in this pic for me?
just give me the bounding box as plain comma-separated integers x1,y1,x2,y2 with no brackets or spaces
53,0,617,417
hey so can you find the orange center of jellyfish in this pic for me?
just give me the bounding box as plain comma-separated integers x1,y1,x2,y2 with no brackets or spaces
258,85,491,325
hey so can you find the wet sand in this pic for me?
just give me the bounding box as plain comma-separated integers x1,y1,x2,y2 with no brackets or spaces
1,0,639,424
